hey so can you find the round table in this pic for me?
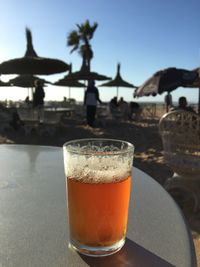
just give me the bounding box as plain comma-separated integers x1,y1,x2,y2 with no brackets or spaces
0,145,196,267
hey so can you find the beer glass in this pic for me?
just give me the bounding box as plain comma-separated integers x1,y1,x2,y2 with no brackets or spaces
63,138,134,257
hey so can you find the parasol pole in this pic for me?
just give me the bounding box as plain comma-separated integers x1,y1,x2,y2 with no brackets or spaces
31,87,34,102
198,56,200,114
166,92,169,112
69,87,71,99
198,87,200,114
117,86,119,99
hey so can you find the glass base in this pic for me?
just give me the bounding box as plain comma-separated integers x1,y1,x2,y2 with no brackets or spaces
68,238,125,257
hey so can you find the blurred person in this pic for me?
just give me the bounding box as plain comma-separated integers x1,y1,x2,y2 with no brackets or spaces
62,96,68,107
33,80,45,122
109,97,118,109
171,96,195,113
84,80,102,127
24,96,32,108
118,97,129,119
109,97,121,119
129,101,142,120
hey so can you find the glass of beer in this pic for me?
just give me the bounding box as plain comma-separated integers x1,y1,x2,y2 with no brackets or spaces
63,138,134,257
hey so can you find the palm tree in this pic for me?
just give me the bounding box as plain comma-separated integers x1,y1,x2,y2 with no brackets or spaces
67,20,98,71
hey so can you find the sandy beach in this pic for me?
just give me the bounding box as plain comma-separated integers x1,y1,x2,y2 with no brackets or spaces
0,108,200,265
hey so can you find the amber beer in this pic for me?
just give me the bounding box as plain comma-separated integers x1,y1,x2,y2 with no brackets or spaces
63,139,134,256
67,175,131,246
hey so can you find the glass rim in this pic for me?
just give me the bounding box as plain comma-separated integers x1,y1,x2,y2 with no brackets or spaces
63,138,134,156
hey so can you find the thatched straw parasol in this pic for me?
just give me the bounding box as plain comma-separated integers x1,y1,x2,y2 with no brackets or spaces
62,62,111,82
0,28,69,75
99,63,136,98
54,65,85,98
9,74,51,88
0,80,11,86
8,74,51,100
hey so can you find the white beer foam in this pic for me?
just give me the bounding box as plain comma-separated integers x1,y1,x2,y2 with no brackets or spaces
63,151,133,183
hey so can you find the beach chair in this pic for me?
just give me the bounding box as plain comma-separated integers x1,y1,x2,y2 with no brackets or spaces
17,108,39,135
96,105,110,126
18,107,38,122
72,104,85,119
37,110,62,136
109,103,123,120
159,110,200,212
129,102,142,120
0,108,13,133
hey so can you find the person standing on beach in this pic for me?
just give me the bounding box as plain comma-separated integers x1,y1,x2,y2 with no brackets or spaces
33,80,45,122
84,80,102,127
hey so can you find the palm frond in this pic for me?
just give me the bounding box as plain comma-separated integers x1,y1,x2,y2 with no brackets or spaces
70,44,79,54
89,22,98,39
67,30,80,46
67,20,98,62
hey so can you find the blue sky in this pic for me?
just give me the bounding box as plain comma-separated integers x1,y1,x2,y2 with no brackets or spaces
0,0,199,103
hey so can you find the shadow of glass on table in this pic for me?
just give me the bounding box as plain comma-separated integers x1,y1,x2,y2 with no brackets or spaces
77,238,175,267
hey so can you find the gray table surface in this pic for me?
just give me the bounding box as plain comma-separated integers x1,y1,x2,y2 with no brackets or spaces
0,145,196,267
